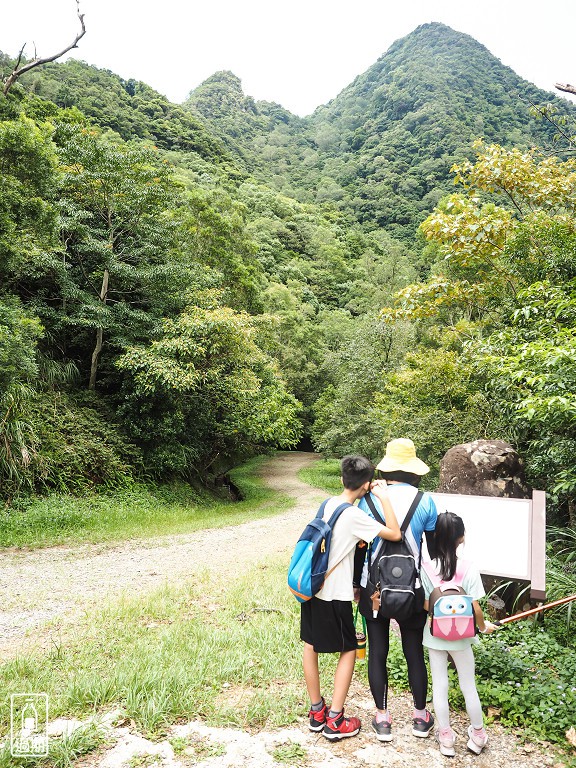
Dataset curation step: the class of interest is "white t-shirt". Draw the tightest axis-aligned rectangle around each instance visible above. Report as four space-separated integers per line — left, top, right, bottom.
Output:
315 497 384 602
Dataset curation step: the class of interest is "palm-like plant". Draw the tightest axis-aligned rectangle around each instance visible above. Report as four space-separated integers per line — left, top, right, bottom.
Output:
0 383 37 496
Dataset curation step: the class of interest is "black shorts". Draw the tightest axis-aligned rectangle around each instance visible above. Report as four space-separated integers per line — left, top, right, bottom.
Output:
300 597 356 653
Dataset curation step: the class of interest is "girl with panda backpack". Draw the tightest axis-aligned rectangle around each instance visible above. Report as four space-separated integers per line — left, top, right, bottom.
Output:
421 511 497 757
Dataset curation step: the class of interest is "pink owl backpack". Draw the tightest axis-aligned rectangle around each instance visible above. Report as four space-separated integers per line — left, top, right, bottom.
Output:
423 560 477 641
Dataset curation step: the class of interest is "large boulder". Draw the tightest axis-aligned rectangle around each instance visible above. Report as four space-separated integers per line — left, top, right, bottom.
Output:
438 439 530 498
438 440 533 617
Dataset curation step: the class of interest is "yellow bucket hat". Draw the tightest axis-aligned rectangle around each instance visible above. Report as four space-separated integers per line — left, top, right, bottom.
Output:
376 438 430 476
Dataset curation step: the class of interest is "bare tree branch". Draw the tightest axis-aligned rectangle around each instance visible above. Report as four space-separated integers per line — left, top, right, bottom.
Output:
13 46 26 73
2 1 86 96
555 82 576 96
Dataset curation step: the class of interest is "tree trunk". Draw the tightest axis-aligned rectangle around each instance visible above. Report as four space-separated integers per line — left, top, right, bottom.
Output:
89 268 109 390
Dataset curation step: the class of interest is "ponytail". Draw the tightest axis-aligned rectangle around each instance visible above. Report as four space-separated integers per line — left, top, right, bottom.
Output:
433 512 465 581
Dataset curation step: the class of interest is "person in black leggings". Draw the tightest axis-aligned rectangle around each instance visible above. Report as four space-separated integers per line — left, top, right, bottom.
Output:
366 612 428 715
356 438 437 742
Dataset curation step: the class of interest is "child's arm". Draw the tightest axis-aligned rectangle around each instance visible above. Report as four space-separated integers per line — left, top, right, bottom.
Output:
473 601 497 634
370 480 401 541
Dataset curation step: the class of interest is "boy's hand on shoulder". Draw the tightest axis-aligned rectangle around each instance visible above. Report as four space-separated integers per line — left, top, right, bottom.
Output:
370 480 388 498
370 480 389 499
370 480 401 540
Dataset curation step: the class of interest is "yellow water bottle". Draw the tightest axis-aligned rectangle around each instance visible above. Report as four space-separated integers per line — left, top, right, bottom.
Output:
354 604 367 660
356 630 366 660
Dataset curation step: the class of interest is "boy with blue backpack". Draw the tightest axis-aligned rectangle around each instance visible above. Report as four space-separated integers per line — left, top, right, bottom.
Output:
300 455 401 741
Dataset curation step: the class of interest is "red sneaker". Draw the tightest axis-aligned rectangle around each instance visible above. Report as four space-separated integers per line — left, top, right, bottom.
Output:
322 710 361 740
308 698 328 732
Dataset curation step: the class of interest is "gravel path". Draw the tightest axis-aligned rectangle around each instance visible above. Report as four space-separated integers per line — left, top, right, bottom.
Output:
1 452 557 767
0 451 325 656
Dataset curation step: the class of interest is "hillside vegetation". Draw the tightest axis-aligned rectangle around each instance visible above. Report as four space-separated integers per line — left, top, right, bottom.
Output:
1 22 575 528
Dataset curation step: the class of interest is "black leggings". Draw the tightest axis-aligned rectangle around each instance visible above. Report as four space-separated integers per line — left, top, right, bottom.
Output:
365 612 428 710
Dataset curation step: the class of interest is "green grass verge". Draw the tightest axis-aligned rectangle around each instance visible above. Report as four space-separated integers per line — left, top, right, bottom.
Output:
0 560 327 757
0 456 293 549
297 458 341 495
0 558 378 739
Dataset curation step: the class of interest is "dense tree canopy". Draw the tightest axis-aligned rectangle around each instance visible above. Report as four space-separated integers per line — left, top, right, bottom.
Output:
385 142 576 517
1 22 576 521
117 297 302 477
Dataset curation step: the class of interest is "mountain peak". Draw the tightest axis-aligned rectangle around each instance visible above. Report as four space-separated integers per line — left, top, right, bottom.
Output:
193 70 244 94
185 70 252 121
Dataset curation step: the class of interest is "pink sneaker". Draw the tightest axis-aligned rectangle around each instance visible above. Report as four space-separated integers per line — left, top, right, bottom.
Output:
437 726 455 757
467 725 488 754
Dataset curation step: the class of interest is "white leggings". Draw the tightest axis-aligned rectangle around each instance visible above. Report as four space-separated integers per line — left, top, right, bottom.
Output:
427 646 484 730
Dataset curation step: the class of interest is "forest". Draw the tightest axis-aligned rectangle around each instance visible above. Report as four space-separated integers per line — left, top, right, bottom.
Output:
2 19 576 762
1 21 575 527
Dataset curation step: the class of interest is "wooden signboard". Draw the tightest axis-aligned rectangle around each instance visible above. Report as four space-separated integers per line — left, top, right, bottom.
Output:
428 490 546 600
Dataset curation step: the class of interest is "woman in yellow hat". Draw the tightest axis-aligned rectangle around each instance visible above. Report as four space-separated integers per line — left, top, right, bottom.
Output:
356 438 438 743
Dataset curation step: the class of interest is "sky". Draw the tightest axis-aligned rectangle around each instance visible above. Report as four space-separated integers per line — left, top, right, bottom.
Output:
2 0 576 116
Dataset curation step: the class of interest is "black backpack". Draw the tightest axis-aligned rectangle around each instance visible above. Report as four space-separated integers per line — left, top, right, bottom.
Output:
362 491 424 622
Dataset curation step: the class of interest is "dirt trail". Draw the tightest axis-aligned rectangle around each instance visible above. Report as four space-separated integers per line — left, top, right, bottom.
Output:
0 451 323 655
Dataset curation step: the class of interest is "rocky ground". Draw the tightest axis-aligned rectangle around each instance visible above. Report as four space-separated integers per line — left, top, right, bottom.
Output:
0 452 565 766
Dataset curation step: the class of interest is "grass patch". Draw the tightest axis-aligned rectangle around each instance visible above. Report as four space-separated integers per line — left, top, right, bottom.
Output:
271 742 307 764
0 722 105 768
297 458 341 495
0 559 311 741
171 735 225 761
0 456 292 549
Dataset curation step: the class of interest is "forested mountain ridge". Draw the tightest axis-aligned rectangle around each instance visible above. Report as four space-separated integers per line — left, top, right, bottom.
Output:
306 22 575 239
3 56 234 167
1 23 575 525
184 70 306 171
185 23 576 242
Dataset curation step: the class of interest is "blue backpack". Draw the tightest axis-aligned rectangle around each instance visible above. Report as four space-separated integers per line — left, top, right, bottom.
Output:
287 500 351 602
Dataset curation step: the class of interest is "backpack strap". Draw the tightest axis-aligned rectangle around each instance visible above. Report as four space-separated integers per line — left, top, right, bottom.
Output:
363 494 385 574
405 490 424 574
314 499 330 520
450 560 472 587
364 489 423 532
320 501 355 582
364 492 385 525
423 558 472 589
402 490 424 534
326 501 351 529
422 559 441 587
365 489 423 570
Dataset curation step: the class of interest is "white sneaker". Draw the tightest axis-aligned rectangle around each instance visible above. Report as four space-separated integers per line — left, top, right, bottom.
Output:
437 727 455 757
467 725 488 754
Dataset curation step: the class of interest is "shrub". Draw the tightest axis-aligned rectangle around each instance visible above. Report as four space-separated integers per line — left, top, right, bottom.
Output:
472 621 576 745
23 390 141 496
